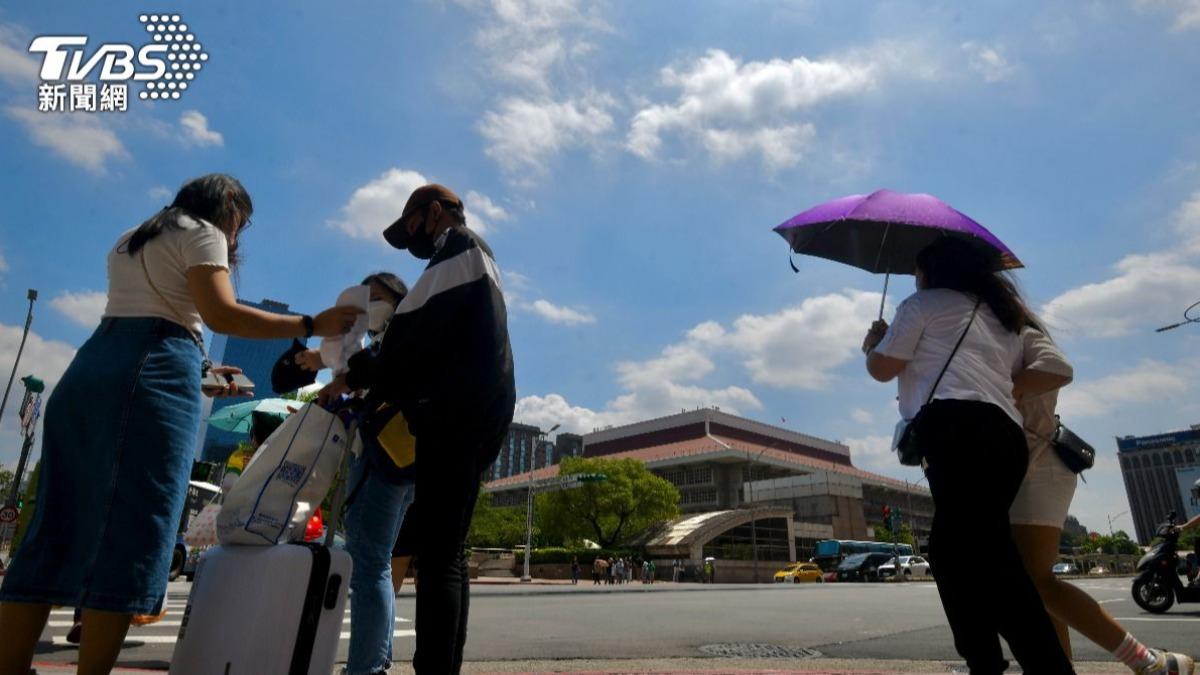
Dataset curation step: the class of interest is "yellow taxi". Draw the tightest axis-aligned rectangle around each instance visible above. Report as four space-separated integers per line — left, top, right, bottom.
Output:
773 562 824 583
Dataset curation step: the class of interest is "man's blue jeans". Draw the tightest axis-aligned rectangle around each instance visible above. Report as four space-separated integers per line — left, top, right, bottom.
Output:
343 453 414 675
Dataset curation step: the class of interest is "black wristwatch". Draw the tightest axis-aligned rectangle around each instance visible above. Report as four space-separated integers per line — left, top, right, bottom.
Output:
302 314 314 339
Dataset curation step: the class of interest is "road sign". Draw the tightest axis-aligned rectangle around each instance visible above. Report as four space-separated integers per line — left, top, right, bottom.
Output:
0 505 18 524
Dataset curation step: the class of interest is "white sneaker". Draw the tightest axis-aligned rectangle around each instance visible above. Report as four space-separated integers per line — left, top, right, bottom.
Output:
1138 651 1196 675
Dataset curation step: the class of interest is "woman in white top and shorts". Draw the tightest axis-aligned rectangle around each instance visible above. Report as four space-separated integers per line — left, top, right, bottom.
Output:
1010 327 1194 674
864 238 1072 675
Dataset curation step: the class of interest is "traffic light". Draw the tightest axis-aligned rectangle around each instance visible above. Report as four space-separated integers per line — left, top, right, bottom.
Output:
882 505 892 531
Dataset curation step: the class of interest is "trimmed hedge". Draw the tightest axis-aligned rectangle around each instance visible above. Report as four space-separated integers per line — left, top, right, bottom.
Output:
514 547 640 565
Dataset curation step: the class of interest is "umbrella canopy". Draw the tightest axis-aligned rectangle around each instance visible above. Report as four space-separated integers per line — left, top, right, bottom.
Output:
207 398 298 434
773 189 1022 275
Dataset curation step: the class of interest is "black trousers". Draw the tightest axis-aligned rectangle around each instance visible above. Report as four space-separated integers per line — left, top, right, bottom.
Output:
920 399 1074 675
411 435 487 675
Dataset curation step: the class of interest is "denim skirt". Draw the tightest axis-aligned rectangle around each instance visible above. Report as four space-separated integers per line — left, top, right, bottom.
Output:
0 317 202 614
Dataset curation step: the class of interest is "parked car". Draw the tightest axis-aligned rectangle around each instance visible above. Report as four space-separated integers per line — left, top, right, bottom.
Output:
1052 562 1079 576
877 555 932 578
773 562 824 583
1088 565 1109 575
836 552 893 582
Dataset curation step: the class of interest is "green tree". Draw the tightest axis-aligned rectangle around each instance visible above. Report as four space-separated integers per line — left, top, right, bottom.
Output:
0 466 14 500
875 522 916 550
537 456 680 548
468 490 529 548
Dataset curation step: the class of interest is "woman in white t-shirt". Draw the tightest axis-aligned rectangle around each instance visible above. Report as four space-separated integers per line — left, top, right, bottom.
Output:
1010 328 1193 673
0 174 361 675
861 237 1073 675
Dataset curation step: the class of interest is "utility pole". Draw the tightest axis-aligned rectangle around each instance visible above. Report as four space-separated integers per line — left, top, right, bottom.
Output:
1107 510 1129 538
0 290 38 436
744 445 770 583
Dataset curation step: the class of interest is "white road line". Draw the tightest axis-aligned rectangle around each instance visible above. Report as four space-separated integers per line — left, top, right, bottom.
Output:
1113 616 1200 622
50 629 417 647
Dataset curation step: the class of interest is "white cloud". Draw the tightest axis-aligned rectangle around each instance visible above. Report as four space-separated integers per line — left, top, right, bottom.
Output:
1136 0 1200 31
696 289 885 389
462 0 609 92
0 323 77 392
0 246 8 276
1058 360 1192 419
961 41 1016 83
0 22 38 86
843 433 897 474
528 299 596 325
330 168 506 239
148 185 172 202
851 408 875 425
627 49 877 170
1041 252 1200 338
478 95 615 178
6 107 127 174
515 289 888 435
179 110 224 147
50 291 107 328
1042 187 1200 338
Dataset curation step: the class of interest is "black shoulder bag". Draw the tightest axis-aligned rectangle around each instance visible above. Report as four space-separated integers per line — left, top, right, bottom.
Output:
1050 417 1096 475
893 299 980 467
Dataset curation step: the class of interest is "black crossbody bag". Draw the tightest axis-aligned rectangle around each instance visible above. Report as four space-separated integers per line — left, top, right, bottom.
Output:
1050 417 1096 475
893 299 980 467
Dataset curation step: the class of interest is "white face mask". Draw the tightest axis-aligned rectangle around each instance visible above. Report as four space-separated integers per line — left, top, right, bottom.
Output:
368 300 394 333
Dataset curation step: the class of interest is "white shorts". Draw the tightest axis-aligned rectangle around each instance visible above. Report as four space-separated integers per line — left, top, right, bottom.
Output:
1010 447 1078 528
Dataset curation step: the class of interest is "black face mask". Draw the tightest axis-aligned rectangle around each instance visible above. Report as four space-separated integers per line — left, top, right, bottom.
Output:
407 227 437 260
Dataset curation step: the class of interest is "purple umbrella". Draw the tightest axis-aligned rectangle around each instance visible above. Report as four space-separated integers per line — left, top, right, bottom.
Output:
774 189 1022 317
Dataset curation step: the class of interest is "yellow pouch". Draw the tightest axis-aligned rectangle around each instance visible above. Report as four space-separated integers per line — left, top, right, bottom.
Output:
375 404 416 470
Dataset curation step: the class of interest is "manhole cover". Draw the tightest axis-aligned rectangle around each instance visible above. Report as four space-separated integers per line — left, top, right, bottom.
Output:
698 643 822 659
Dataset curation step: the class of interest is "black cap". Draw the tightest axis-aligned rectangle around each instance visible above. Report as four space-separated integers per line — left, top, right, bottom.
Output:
382 183 463 249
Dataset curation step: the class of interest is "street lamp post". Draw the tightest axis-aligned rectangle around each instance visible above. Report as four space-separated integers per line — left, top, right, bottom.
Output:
904 475 927 556
744 446 770 583
1107 510 1130 538
0 290 38 436
522 423 560 583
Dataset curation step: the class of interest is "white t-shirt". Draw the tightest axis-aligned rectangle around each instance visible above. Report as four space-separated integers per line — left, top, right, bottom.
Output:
874 288 1024 425
1016 326 1073 463
103 215 229 335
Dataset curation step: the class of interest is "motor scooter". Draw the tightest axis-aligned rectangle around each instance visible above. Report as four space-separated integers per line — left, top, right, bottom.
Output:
1131 511 1200 613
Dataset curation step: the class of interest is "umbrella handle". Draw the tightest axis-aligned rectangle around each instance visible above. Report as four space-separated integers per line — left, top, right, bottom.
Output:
879 271 890 320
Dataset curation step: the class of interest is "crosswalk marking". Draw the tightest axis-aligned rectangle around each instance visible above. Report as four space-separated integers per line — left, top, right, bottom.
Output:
50 629 417 647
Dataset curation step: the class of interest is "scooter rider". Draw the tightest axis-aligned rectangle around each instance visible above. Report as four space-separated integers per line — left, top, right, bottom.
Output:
1178 479 1200 586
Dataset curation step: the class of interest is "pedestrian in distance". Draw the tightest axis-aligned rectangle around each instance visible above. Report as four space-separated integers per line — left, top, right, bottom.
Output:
591 557 602 585
1007 324 1194 673
862 237 1073 675
0 174 360 675
672 559 681 583
320 184 515 675
571 556 580 585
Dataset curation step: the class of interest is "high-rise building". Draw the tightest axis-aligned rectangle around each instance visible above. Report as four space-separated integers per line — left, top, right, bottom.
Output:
198 299 306 462
1118 426 1200 544
555 432 583 461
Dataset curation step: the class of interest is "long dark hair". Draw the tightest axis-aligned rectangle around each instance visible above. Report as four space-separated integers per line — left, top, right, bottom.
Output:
915 237 1033 334
361 272 408 306
123 174 252 267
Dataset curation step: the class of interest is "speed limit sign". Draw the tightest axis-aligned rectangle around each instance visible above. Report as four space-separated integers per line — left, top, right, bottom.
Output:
0 505 18 524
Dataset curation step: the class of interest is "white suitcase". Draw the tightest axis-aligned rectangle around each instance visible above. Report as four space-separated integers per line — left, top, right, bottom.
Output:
169 543 352 675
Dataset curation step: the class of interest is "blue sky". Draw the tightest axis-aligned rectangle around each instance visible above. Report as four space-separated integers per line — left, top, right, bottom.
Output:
2 0 1200 535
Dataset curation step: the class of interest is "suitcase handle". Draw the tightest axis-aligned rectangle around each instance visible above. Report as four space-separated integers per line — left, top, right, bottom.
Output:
323 574 343 610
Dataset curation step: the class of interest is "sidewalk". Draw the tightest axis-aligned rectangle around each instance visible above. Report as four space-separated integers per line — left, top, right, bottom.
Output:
28 659 1132 674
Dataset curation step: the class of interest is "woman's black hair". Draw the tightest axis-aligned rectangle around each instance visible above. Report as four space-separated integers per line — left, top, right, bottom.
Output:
915 237 1033 334
123 173 252 267
361 272 408 306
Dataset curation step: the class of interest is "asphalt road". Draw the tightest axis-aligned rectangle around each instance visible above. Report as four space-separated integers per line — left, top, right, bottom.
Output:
30 577 1198 670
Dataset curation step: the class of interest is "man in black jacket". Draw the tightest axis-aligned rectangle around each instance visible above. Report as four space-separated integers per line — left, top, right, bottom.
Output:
320 184 515 674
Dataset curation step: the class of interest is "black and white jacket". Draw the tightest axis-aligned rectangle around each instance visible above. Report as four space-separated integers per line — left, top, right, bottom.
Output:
345 226 515 457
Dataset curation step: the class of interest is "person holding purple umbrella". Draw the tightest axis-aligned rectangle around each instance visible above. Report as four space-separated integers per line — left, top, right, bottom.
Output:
860 237 1074 675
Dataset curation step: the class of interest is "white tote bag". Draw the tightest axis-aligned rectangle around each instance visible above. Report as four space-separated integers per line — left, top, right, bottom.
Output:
217 403 352 546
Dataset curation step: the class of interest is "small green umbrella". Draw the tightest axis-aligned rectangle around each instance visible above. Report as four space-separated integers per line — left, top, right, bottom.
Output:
207 398 298 434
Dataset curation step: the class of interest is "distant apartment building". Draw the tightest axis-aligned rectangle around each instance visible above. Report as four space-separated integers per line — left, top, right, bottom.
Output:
1118 426 1200 544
